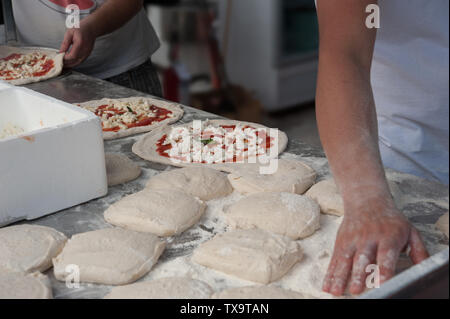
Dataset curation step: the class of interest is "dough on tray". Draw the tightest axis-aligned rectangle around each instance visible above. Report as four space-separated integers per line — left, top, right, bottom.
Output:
436 212 449 238
53 228 166 285
212 285 312 299
0 225 67 273
192 229 303 284
104 189 206 236
305 178 405 216
225 192 320 239
146 167 233 201
0 272 52 299
105 277 213 299
227 159 316 195
105 153 141 186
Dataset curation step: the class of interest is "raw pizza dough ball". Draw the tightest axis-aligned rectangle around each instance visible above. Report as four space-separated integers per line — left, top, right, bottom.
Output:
192 229 303 284
436 212 449 238
105 153 142 186
0 225 67 273
53 228 166 285
212 286 311 299
305 178 404 216
146 167 233 200
225 192 320 239
105 277 213 299
104 189 206 236
227 159 316 195
0 272 52 299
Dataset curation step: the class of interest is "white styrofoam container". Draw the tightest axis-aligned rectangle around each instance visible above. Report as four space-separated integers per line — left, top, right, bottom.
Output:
0 86 108 226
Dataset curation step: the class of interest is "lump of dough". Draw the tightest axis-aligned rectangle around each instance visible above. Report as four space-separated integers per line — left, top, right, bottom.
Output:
105 153 141 186
436 212 449 238
212 286 312 299
53 227 166 285
192 229 303 284
105 277 213 299
146 167 233 201
227 159 316 195
305 178 404 216
104 189 206 236
0 225 67 273
225 192 320 239
0 272 52 299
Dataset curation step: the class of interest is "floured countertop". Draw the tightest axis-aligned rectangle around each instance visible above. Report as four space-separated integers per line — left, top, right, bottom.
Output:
21 72 449 299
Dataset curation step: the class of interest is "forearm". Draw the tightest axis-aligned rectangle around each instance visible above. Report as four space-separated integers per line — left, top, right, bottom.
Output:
316 51 394 213
81 0 144 38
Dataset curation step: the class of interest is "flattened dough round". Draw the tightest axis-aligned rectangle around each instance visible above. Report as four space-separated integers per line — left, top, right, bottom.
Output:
105 277 213 299
436 212 449 238
53 228 166 285
227 159 316 195
192 229 303 284
0 272 52 299
0 225 67 273
225 192 320 239
305 178 405 216
146 167 233 200
212 286 311 299
104 189 206 236
105 153 141 186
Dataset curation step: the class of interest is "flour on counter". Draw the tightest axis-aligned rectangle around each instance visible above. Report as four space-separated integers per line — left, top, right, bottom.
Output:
0 123 24 139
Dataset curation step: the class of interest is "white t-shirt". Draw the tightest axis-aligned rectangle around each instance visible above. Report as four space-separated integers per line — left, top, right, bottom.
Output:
372 0 449 185
12 0 160 79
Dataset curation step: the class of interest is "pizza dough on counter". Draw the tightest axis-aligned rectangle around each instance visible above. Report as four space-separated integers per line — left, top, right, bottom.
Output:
212 286 312 299
53 228 166 285
436 212 449 238
105 153 142 186
227 159 316 195
0 272 52 299
192 229 303 284
0 225 67 273
105 277 213 299
146 167 233 201
104 189 206 236
305 178 405 216
225 192 320 239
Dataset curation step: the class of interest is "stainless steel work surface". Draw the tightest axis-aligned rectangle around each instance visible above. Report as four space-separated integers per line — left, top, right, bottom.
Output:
20 71 449 299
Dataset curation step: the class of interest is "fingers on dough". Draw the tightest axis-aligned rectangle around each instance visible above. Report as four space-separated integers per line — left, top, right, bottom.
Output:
53 228 166 285
192 229 303 284
105 153 141 186
0 272 52 299
104 189 206 236
227 159 316 195
146 167 233 201
0 225 67 273
225 192 320 239
105 277 213 299
212 285 312 299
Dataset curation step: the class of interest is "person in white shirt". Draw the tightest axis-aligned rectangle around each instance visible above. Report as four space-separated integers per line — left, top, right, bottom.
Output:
11 0 162 95
316 0 448 296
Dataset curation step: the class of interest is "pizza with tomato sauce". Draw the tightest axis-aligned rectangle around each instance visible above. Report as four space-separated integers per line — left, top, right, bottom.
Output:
0 46 64 85
132 119 288 172
76 97 184 140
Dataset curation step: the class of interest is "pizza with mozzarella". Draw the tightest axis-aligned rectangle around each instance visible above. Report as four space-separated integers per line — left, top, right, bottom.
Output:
132 119 288 172
76 97 184 140
0 46 64 85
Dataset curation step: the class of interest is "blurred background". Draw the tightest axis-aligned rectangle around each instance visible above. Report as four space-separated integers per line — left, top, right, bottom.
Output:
145 0 322 150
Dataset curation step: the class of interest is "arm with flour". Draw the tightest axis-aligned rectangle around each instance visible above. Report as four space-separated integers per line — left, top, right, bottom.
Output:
315 0 429 296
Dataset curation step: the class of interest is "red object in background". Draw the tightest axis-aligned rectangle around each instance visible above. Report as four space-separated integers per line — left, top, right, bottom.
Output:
47 0 95 10
163 67 180 103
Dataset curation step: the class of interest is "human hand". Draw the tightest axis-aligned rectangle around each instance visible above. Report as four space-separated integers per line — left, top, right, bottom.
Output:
322 199 429 296
59 22 96 69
